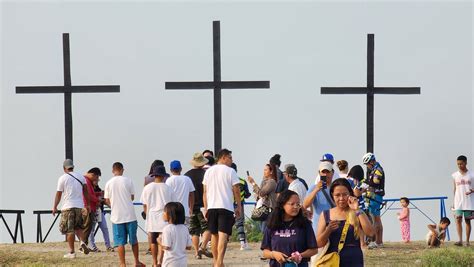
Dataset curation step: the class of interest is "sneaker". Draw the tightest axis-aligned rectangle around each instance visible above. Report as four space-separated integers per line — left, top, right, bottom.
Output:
106 247 115 252
80 242 90 255
240 243 251 251
376 243 384 248
367 242 378 249
146 248 152 255
199 248 213 258
63 252 76 259
90 247 101 253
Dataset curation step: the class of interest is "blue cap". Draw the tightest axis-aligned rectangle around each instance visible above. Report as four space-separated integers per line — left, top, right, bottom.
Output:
170 160 182 170
321 153 334 162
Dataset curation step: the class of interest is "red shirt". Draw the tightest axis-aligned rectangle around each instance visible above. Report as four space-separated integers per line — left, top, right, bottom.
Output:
83 176 99 212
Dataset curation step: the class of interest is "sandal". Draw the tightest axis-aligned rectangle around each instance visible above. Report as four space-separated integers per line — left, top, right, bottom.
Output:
454 241 463 246
195 254 202 259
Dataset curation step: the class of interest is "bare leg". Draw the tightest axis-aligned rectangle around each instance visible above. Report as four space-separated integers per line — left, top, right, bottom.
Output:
66 233 75 253
465 219 471 245
132 243 144 266
374 216 383 245
211 234 219 266
201 230 211 250
216 232 229 267
151 242 158 266
117 245 126 267
158 243 164 265
456 216 463 243
192 235 200 256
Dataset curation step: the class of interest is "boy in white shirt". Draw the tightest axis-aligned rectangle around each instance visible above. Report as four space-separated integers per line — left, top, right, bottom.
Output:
452 155 474 247
104 162 144 267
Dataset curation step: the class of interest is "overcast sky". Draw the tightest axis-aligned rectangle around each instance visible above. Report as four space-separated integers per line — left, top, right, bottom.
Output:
1 1 472 243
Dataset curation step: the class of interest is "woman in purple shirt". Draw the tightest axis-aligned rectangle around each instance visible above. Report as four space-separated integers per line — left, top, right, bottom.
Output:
261 190 318 266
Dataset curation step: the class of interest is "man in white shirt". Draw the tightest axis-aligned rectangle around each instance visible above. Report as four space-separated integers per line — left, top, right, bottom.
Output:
286 164 307 205
53 159 91 259
104 162 144 267
452 155 474 247
202 149 242 267
165 160 195 222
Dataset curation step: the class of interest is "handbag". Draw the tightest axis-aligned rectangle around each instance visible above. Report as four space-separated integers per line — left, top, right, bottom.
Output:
251 198 271 221
314 212 350 267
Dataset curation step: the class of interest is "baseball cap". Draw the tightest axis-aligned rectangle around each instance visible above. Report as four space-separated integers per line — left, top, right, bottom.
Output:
63 159 74 169
321 153 334 162
170 160 182 170
319 161 333 172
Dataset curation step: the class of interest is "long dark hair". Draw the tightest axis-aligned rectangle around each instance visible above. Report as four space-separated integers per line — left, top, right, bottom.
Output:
266 163 278 182
266 190 308 230
347 165 364 182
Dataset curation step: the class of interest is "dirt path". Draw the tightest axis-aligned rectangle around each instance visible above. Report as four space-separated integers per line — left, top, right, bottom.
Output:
0 241 469 266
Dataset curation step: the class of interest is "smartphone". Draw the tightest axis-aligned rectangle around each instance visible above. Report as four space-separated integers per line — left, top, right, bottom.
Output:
321 176 327 188
246 171 250 176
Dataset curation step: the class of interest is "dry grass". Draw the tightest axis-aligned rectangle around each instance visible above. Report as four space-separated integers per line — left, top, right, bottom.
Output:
0 241 472 266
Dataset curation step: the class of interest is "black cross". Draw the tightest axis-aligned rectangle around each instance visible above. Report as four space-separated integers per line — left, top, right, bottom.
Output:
16 33 120 160
166 21 270 154
321 34 420 153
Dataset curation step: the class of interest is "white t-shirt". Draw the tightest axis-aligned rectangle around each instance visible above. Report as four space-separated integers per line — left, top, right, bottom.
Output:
104 175 137 224
288 179 307 204
162 224 192 267
452 170 474 210
140 182 176 232
165 175 195 217
57 171 86 210
202 164 240 212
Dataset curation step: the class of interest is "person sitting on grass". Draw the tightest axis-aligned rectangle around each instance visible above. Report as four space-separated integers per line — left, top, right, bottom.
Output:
426 217 451 248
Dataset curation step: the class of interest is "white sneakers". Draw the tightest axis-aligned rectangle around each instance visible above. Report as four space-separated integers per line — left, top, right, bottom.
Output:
367 242 384 249
240 243 251 251
63 252 76 259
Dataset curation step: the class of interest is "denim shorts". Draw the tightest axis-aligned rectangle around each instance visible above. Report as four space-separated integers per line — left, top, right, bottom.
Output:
112 220 138 247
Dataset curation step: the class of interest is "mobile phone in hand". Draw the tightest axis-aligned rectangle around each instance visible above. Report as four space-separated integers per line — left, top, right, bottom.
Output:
246 171 250 176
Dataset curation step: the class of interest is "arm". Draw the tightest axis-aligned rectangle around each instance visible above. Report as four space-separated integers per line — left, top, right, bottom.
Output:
188 192 194 216
104 198 111 207
358 211 375 237
83 185 91 212
233 184 242 219
299 248 318 260
398 208 409 220
303 182 322 209
262 249 288 264
52 191 62 216
427 224 438 234
316 211 338 247
131 194 134 201
143 204 148 215
258 180 277 198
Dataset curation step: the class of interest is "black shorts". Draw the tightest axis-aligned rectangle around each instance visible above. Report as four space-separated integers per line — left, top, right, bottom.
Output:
207 209 235 236
149 232 161 244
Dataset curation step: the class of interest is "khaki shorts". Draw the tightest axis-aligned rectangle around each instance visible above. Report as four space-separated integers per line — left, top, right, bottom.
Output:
59 208 85 234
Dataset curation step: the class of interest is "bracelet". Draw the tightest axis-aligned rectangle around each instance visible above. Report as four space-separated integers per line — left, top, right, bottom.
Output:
355 210 363 217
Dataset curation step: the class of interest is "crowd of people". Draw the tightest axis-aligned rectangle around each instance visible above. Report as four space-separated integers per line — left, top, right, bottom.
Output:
52 151 474 266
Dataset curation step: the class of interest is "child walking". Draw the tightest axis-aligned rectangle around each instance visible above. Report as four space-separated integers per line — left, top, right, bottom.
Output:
141 166 176 267
159 202 192 267
397 197 410 242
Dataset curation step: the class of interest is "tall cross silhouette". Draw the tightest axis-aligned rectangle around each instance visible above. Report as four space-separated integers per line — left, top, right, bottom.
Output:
16 33 120 160
321 34 420 153
166 21 270 154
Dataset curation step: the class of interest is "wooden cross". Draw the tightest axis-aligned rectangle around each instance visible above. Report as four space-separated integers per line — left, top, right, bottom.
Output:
321 34 420 153
166 21 270 154
16 33 120 160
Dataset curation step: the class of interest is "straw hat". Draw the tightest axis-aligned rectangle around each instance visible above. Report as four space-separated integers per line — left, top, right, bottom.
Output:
190 152 209 167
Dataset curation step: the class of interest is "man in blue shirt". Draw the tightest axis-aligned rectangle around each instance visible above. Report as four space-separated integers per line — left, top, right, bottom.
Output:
303 161 335 234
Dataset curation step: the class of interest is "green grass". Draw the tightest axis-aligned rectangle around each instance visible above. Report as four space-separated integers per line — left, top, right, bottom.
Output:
421 247 474 266
230 218 263 242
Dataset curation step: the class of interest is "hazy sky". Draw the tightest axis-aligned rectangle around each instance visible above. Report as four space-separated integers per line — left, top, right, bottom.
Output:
1 1 472 243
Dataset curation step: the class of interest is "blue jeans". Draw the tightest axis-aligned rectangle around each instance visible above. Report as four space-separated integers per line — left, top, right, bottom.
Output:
89 210 112 249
